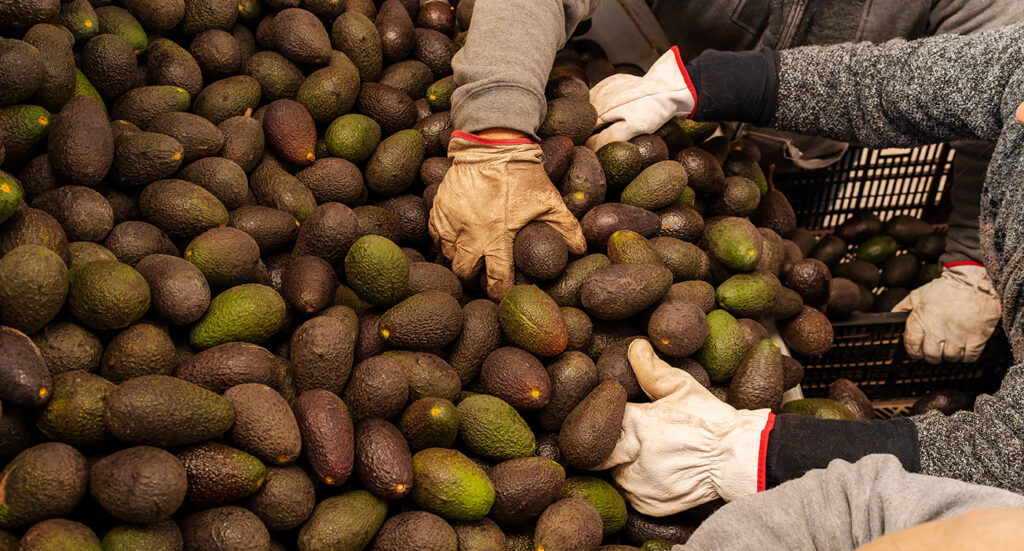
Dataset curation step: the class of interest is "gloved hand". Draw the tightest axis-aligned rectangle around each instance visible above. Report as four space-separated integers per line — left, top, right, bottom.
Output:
892 263 1001 364
586 46 697 151
428 131 587 301
596 339 773 516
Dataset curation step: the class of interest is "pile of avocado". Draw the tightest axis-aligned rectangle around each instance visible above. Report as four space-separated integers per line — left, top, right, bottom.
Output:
0 0 914 548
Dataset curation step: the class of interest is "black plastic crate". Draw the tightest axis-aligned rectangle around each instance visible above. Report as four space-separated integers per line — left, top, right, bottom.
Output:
795 312 1010 400
773 144 955 230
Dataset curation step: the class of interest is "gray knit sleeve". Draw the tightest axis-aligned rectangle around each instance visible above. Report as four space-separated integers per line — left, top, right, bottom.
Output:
770 26 1024 148
450 0 601 139
673 454 1024 551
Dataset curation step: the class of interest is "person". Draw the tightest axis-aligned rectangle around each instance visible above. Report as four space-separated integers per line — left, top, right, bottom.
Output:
429 0 1024 363
580 23 1024 520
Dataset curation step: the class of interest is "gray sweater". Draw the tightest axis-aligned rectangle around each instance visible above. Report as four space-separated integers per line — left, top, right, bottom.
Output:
674 454 1024 550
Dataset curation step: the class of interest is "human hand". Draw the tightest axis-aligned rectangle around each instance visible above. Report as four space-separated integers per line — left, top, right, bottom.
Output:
586 46 697 151
596 339 773 516
428 131 586 301
892 264 1001 363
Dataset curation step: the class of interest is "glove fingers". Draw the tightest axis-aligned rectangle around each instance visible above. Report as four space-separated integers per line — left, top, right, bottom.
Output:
483 238 515 302
902 315 926 360
534 195 587 254
963 340 987 363
943 343 966 363
593 406 642 469
627 339 695 400
585 120 642 152
892 295 914 313
448 244 484 285
921 336 946 365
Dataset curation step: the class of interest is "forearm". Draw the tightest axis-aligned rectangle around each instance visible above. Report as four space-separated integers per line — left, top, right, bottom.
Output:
450 0 599 138
941 141 988 265
677 454 1024 551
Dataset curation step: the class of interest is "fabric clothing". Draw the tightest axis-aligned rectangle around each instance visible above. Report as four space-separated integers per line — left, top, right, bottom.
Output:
670 454 1024 551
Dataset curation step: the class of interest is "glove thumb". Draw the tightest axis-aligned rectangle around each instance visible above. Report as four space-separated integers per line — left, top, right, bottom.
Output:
535 196 587 254
585 120 641 152
627 339 697 400
892 294 914 313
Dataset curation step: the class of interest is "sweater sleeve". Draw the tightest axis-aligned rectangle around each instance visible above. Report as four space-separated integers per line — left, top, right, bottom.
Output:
450 0 601 139
674 455 1024 551
769 25 1024 147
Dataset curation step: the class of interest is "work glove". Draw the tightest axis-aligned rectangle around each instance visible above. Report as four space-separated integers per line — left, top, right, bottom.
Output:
595 339 773 516
428 131 587 301
892 263 1001 364
586 46 697 151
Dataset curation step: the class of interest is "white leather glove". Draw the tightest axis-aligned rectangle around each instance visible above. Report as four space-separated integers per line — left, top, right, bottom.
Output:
892 264 1001 364
596 339 773 516
586 46 697 151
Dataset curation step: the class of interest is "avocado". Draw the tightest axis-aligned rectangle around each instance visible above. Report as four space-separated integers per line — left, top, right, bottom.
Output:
0 407 34 463
458 394 535 461
539 98 597 146
408 261 462 298
581 203 661 250
66 241 117 268
606 229 661 265
727 338 784 410
453 518 507 551
488 457 565 527
249 161 317 222
883 214 931 246
656 204 704 243
354 310 385 362
100 323 175 383
630 134 670 169
30 186 113 243
0 245 67 334
296 158 366 207
180 506 270 551
372 510 457 551
647 300 709 357
176 441 266 507
43 96 110 187
35 370 113 447
342 355 408 421
580 264 673 321
832 259 881 289
881 253 921 288
650 236 709 281
706 216 762 272
620 160 688 210
664 280 717 313
331 12 383 82
0 39 44 107
737 318 770 349
781 398 856 420
88 446 187 523
751 189 797 239
366 129 425 195
0 0 59 33
356 82 417 136
298 490 387 551
189 283 287 349
104 374 234 446
912 233 945 263
280 255 337 314
541 136 575 182
711 176 760 217
0 442 87 528
545 254 611 308
716 273 777 318
192 75 261 125
146 113 223 164
806 234 845 269
558 380 626 469
183 226 261 288
376 290 461 350
856 235 900 265
32 322 102 375
80 34 138 101
177 159 246 214
262 99 317 166
382 62 436 110
66 259 150 331
917 263 942 286
376 0 415 63
139 179 228 239
19 519 101 551
0 206 68 263
245 464 316 531
537 351 598 431
101 520 183 551
175 341 279 393
294 202 363 269
0 104 51 169
180 0 237 35
142 40 200 100
827 378 874 420
562 306 593 351
493 285 567 357
110 86 190 130
909 389 970 416
292 389 355 486
784 258 832 309
261 7 331 65
381 352 458 403
344 234 409 307
856 283 876 313
480 347 552 412
412 27 455 75
400 397 459 450
411 448 495 521
353 204 403 242
558 477 627 536
298 64 361 126
594 338 642 399
780 305 834 357
354 418 413 500
425 75 456 111
134 253 210 325
534 498 604 551
94 5 146 52
675 147 725 196
0 173 19 225
109 131 185 188
21 24 75 114
695 309 748 383
225 383 302 464
291 312 357 393
217 114 265 172
826 277 862 320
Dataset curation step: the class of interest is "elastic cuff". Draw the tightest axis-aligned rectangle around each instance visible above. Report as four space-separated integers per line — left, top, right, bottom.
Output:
685 49 778 124
450 130 536 146
451 84 546 141
668 46 699 119
757 412 776 492
944 261 984 269
764 415 920 489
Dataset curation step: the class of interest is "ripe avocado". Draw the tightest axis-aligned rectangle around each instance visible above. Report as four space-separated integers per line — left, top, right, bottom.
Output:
354 418 413 500
833 211 883 244
400 397 459 450
111 86 190 129
22 24 75 114
345 234 410 308
884 215 932 246
665 280 717 313
67 260 150 331
651 236 709 281
245 464 316 531
35 370 113 447
558 380 626 469
135 254 210 325
607 230 661 265
408 261 462 299
453 518 507 551
856 235 900 265
705 216 762 272
558 477 628 536
480 347 552 412
295 202 363 269
185 226 262 287
80 34 138 101
675 147 725 196
595 338 642 399
88 446 187 523
366 129 426 195
780 305 834 357
356 82 417 136
217 114 265 172
912 233 946 263
881 253 921 288
281 255 338 314
100 323 175 383
716 273 777 318
751 189 797 238
539 98 598 146
376 0 415 63
826 277 862 320
0 39 44 107
31 186 114 242
331 12 383 82
296 158 366 206
0 207 68 262
175 342 280 392
264 99 317 165
176 441 266 507
31 322 102 376
225 383 302 464
488 457 565 527
0 442 88 528
647 301 709 358
342 355 409 421
581 203 661 250
192 75 261 125
189 283 287 349
499 285 569 357
781 398 856 420
832 259 881 289
139 179 228 239
630 134 670 168
580 264 673 321
249 161 317 221
100 520 183 551
180 506 270 551
621 160 688 210
656 204 704 243
379 290 463 349
292 389 355 486
695 309 748 383
410 448 495 521
19 519 101 551
562 306 593 351
784 258 832 309
0 245 67 334
727 338 784 410
711 176 760 217
266 8 331 64
291 312 358 394
596 141 643 192
46 96 111 187
458 394 535 461
104 375 235 446
808 234 847 269
534 498 603 551
148 112 224 164
537 351 599 431
828 378 874 420
447 299 501 383
298 65 361 126
298 490 387 551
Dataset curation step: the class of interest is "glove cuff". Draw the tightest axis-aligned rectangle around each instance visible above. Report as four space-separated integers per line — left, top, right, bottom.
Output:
712 409 774 502
450 130 536 146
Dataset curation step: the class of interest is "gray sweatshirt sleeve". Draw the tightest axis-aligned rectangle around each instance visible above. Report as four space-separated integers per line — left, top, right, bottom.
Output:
449 0 601 138
674 454 1024 551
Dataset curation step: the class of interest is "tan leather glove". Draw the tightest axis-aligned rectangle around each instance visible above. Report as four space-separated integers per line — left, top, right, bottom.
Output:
857 509 1024 551
428 131 587 300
